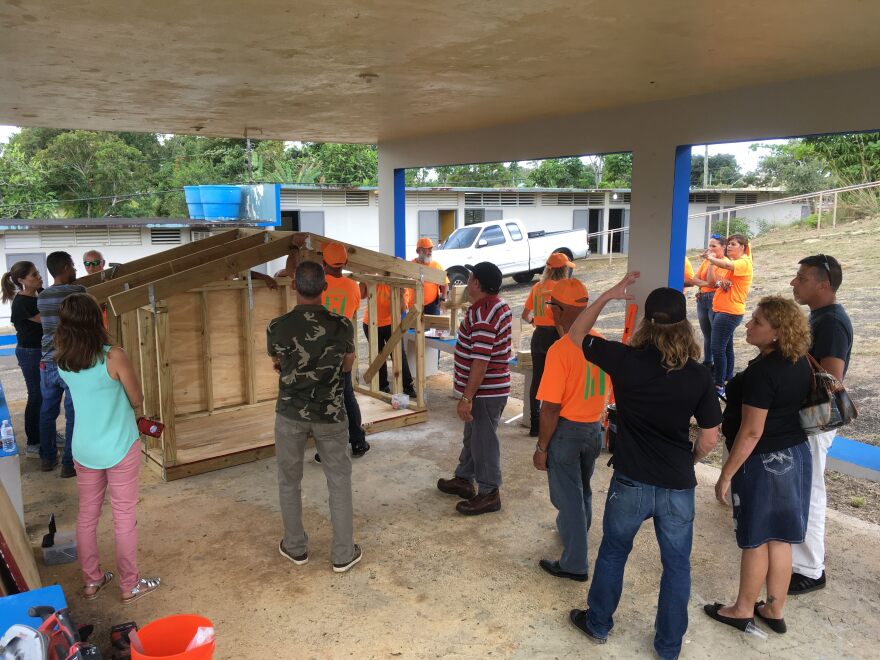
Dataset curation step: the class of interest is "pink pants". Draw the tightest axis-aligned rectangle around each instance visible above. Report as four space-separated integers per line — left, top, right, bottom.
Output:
74 442 141 594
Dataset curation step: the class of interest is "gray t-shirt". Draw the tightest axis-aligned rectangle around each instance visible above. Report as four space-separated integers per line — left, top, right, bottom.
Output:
37 283 87 362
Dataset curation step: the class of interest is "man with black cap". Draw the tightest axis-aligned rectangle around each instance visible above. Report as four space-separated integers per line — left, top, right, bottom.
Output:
437 262 512 515
564 273 721 660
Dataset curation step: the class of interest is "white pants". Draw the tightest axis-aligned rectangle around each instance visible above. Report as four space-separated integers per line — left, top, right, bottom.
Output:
791 429 836 579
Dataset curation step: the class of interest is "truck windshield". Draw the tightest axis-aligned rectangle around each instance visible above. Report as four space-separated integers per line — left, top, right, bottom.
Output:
440 226 480 250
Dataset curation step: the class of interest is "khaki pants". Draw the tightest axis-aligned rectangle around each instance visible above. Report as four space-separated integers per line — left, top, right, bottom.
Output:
275 414 355 565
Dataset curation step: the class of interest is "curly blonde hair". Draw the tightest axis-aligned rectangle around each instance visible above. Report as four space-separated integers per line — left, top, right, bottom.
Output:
541 265 569 282
630 318 701 371
756 296 811 362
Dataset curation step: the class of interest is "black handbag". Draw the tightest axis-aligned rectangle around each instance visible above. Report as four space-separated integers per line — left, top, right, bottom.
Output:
799 354 857 435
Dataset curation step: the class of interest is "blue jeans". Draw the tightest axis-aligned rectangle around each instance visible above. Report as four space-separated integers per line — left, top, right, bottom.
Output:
343 371 365 446
586 472 695 660
39 361 74 467
424 300 442 315
547 419 602 575
15 347 42 446
710 312 742 386
695 293 714 366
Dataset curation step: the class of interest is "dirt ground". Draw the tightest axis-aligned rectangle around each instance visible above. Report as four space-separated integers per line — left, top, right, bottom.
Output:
5 372 880 659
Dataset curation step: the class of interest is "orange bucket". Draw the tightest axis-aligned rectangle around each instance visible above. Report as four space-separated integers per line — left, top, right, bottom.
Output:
131 615 214 659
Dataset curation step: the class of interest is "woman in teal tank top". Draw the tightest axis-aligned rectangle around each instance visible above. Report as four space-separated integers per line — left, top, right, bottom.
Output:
56 293 160 604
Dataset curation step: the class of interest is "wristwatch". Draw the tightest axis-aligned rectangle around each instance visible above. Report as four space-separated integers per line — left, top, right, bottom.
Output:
460 395 472 404
535 442 547 453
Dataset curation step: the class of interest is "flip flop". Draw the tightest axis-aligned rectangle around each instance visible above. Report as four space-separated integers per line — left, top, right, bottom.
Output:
703 602 754 632
754 601 787 634
83 571 114 600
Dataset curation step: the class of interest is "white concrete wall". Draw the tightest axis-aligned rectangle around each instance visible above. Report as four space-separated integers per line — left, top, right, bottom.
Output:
377 67 880 307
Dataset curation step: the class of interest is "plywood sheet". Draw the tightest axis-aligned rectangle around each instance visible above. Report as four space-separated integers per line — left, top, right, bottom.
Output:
206 290 246 408
0 481 41 593
252 286 288 401
167 293 208 414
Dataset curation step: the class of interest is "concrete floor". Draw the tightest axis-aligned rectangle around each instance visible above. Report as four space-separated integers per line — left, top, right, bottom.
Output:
4 359 880 659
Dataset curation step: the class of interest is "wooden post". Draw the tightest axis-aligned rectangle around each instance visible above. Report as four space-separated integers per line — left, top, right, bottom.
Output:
816 192 823 230
367 283 379 392
120 311 140 381
832 191 838 228
389 284 403 394
137 309 159 423
414 285 425 409
241 288 257 405
200 292 214 413
154 308 177 466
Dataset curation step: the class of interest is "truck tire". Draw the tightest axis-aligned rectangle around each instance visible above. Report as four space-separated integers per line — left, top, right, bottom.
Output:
554 247 574 260
512 271 535 284
447 267 470 287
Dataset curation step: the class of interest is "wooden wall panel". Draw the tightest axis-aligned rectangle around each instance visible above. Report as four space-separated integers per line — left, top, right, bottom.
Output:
252 286 286 401
207 290 247 407
167 293 207 415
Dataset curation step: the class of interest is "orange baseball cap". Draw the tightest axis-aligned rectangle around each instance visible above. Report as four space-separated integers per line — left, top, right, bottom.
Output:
416 237 434 249
547 252 575 269
551 279 590 308
322 242 348 267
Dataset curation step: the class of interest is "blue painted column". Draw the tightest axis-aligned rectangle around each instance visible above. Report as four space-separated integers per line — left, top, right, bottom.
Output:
393 168 406 258
667 145 692 289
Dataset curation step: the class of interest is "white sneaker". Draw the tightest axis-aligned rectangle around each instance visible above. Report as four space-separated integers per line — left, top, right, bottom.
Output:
332 544 362 573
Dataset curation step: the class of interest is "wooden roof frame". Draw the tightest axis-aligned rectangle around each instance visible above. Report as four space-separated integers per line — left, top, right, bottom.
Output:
92 229 447 316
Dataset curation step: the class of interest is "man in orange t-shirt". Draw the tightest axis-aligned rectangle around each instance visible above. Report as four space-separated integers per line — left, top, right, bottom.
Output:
412 237 448 315
533 278 610 582
363 279 415 397
321 242 370 457
521 251 574 435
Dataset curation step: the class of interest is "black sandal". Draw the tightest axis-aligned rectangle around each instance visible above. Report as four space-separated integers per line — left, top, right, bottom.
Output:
754 601 787 634
703 603 754 632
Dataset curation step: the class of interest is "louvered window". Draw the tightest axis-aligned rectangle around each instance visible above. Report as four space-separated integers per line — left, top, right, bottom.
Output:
191 230 215 241
108 228 143 246
4 230 40 249
734 193 758 205
345 191 369 206
150 228 182 245
40 229 76 248
75 227 110 246
689 193 721 203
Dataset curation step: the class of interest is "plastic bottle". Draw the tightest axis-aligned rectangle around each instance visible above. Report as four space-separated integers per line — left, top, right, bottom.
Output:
1 420 14 452
743 622 768 640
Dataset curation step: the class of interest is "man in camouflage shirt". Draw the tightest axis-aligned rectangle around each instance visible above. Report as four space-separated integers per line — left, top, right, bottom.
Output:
268 260 363 573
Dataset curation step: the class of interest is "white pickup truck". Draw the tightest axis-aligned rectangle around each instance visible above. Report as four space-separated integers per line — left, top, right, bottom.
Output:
435 219 590 286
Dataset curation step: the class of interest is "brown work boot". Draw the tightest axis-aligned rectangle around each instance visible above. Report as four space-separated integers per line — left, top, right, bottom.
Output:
456 489 501 516
437 476 476 499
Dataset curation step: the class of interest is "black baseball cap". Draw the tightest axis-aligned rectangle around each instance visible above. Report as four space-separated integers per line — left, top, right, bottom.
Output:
465 262 502 294
644 287 687 325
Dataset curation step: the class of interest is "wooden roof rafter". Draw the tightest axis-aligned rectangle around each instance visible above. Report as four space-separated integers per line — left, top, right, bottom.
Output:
76 228 255 287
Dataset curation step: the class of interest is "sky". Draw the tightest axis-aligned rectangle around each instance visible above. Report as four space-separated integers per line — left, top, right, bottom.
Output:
0 124 786 173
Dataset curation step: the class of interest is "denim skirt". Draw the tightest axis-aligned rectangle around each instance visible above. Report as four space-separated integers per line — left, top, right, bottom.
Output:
730 442 811 549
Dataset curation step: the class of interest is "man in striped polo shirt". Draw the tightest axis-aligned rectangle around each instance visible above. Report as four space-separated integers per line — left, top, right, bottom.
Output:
437 262 512 516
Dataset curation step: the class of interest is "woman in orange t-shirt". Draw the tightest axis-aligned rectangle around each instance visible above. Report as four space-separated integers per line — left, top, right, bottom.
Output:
521 252 573 435
702 234 753 394
694 235 726 369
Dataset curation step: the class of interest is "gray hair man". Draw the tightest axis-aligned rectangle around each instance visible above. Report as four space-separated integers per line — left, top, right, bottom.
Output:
82 250 105 275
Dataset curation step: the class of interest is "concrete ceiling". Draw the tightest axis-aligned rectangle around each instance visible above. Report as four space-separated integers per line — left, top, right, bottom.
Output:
2 0 879 143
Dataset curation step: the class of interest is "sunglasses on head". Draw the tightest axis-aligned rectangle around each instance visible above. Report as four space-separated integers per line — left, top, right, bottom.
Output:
818 253 831 273
83 260 103 267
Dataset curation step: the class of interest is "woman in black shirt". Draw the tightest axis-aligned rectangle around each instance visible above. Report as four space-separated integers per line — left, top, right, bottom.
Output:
705 296 812 635
2 261 44 455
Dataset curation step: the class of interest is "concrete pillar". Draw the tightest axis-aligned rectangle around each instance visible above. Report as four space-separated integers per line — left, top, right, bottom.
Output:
377 147 397 255
626 140 690 304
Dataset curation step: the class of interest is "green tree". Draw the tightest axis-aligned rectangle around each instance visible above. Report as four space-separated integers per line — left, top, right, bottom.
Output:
299 143 378 185
751 141 829 194
35 131 153 216
803 132 880 184
526 157 595 188
0 140 57 218
600 153 632 188
690 153 742 187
